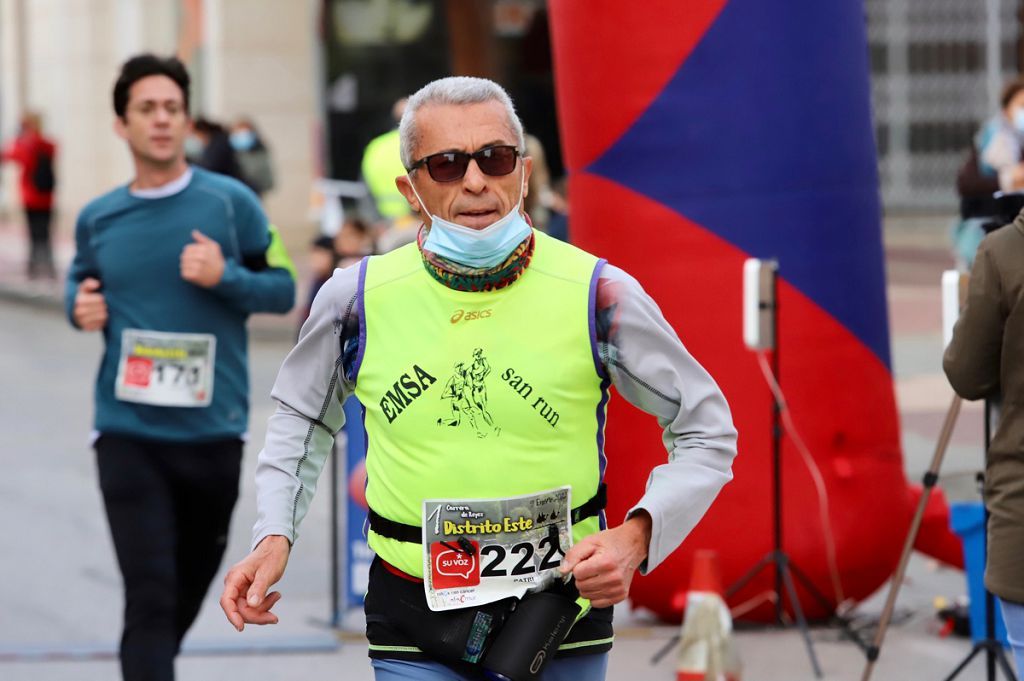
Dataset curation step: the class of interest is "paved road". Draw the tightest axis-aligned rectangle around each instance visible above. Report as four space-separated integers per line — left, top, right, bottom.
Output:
0 214 1003 680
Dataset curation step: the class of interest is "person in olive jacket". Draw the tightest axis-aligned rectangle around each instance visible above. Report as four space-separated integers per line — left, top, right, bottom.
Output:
944 210 1024 671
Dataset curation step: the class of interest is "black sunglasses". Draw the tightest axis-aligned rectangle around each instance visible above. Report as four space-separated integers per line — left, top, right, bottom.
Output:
409 145 520 182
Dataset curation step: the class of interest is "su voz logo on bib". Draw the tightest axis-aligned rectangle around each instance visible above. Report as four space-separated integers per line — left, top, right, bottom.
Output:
430 540 480 588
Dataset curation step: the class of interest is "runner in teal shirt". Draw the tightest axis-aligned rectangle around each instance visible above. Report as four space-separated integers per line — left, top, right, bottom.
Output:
66 164 294 442
64 54 294 681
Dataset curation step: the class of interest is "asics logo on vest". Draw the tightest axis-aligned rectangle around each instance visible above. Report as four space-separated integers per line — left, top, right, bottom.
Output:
450 309 492 324
380 365 438 424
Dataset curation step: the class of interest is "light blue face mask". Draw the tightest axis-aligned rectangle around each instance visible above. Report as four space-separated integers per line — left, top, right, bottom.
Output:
230 129 256 152
408 168 532 269
1013 109 1024 135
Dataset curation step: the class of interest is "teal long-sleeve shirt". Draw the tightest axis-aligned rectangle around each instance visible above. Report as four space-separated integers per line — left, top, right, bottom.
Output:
65 167 295 442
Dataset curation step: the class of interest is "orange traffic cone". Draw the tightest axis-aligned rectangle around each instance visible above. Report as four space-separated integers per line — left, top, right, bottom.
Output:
676 550 741 681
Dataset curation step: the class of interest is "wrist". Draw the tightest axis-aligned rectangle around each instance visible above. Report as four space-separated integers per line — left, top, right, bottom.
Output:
257 534 291 554
211 259 226 285
211 259 239 292
624 510 652 563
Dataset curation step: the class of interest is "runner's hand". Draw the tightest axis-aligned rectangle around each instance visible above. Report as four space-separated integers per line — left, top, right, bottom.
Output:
180 230 225 287
220 535 290 632
73 277 108 331
559 512 652 608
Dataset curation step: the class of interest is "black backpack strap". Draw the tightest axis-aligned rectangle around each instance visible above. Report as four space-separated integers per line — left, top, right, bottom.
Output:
571 482 607 525
369 483 608 544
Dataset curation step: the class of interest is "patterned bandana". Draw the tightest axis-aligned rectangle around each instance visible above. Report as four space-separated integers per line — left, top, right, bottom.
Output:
418 224 534 292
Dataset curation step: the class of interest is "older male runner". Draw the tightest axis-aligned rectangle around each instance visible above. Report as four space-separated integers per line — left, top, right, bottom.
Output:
222 76 736 681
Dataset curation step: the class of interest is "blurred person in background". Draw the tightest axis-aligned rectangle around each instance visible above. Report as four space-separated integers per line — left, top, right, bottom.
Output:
362 98 418 252
2 111 58 279
548 175 570 242
65 53 295 681
954 78 1024 269
230 117 276 199
301 217 375 328
944 210 1024 675
189 116 246 185
334 214 376 268
523 132 568 239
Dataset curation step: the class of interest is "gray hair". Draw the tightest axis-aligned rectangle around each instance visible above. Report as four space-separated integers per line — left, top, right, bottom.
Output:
398 76 526 170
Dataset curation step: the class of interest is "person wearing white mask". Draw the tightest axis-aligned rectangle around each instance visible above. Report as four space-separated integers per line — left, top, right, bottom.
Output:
220 76 737 681
955 79 1024 269
977 79 1024 193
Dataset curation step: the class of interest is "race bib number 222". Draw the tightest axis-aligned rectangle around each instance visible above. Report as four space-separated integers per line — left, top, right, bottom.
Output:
421 486 572 612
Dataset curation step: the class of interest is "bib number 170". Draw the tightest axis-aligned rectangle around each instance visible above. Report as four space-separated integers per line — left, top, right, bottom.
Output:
154 362 202 386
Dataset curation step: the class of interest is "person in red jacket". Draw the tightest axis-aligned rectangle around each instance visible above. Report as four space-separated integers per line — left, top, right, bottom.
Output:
2 112 57 278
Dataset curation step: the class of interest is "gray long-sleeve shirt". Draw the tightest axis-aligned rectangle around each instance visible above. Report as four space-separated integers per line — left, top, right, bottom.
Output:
252 258 737 573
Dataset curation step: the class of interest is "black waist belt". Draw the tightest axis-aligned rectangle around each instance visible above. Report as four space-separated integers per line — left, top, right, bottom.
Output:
369 483 608 544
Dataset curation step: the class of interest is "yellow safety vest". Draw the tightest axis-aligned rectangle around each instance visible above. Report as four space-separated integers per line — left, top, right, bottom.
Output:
355 230 608 576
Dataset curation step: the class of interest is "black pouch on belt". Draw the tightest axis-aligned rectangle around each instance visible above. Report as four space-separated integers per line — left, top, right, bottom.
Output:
480 577 584 681
365 557 517 666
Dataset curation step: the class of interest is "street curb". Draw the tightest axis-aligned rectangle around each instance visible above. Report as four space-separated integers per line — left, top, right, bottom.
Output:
0 283 64 312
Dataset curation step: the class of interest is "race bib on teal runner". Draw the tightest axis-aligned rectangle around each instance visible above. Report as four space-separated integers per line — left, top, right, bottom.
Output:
422 486 573 612
115 329 215 407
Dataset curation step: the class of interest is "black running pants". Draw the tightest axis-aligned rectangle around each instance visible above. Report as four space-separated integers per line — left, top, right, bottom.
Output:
95 434 242 681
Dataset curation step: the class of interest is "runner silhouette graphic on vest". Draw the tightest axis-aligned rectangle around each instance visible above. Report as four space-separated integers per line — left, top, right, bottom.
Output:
437 348 499 438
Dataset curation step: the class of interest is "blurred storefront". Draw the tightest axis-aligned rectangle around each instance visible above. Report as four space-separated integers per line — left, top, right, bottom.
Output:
0 0 562 238
0 0 318 236
6 1 1024 224
320 0 564 183
868 0 1022 210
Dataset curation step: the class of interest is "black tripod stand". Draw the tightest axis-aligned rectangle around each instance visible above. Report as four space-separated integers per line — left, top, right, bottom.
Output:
652 259 866 671
860 398 1016 681
724 261 827 677
939 401 1015 681
724 289 821 676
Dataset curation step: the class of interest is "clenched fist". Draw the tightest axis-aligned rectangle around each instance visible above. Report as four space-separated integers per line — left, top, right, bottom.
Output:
180 230 225 287
73 277 108 331
559 512 651 608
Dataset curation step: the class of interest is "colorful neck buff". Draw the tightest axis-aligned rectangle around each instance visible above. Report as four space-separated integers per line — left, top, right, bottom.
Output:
418 224 534 292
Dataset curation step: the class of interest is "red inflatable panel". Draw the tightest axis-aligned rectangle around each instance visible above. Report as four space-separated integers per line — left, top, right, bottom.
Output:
567 173 911 620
